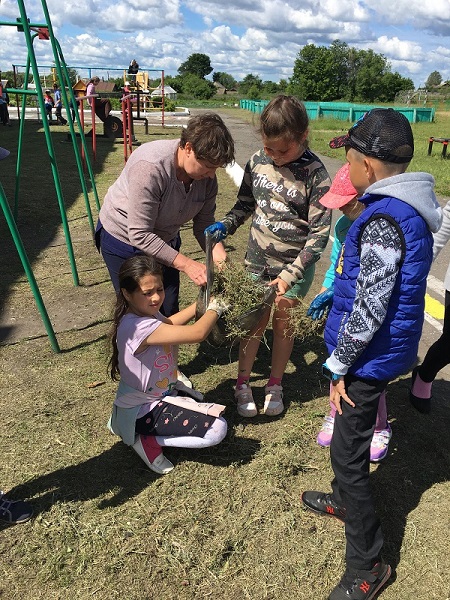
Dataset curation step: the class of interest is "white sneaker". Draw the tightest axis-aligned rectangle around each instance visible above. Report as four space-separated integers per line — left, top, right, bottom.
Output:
263 384 284 416
235 384 258 417
132 437 174 474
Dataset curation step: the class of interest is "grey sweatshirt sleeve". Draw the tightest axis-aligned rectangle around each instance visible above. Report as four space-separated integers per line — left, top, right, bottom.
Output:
433 198 450 261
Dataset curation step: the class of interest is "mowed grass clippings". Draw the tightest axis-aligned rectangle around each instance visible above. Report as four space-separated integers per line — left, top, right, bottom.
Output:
284 301 326 341
0 117 450 599
210 261 269 341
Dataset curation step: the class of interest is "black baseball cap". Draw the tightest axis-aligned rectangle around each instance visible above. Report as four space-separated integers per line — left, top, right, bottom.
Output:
329 108 414 163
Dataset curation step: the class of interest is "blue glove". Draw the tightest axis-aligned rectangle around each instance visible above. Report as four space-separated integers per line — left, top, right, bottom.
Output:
307 288 334 320
204 222 227 242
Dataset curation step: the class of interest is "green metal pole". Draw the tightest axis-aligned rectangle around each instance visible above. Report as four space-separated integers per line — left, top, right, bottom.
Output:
0 183 60 352
15 0 79 286
53 38 101 224
14 50 35 220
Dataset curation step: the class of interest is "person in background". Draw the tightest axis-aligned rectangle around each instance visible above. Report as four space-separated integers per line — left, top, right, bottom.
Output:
308 163 392 462
127 60 139 88
128 59 139 75
43 89 54 122
302 109 442 600
0 145 33 524
0 81 11 126
107 255 229 474
409 196 450 412
96 112 235 317
86 76 111 122
70 92 81 124
205 95 331 418
52 82 67 125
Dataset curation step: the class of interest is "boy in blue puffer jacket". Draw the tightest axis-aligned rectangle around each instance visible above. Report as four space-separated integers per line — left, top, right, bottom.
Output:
302 109 442 600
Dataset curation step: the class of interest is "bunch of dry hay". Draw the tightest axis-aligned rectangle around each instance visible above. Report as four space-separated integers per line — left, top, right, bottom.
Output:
284 301 326 340
211 261 270 340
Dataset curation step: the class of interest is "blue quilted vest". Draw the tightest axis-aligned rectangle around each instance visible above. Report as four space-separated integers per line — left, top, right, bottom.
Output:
324 194 433 381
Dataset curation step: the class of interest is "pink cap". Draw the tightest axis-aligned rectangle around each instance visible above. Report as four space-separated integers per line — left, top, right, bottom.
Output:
320 163 357 209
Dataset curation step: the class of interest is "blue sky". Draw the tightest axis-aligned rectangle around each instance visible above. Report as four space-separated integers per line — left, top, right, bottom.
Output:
1 0 450 88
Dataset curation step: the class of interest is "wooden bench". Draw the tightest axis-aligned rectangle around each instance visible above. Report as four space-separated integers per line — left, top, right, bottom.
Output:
428 137 450 158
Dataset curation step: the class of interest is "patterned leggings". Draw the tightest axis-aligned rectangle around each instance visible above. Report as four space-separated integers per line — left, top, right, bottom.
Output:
135 400 228 449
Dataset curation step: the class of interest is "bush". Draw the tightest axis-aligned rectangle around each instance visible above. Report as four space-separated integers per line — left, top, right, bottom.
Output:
152 96 177 112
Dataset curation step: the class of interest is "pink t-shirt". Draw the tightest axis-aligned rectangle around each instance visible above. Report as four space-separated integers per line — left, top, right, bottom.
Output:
117 312 178 397
86 82 95 106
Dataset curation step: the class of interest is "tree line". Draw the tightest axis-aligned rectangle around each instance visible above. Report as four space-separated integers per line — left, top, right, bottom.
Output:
163 41 416 103
3 44 446 104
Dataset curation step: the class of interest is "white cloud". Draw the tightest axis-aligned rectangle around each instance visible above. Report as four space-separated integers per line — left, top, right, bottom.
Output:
0 0 449 87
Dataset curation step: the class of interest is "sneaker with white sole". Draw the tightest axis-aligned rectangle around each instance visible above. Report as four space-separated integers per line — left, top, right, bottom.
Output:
263 384 284 416
132 436 174 474
235 384 257 417
317 415 335 447
370 423 392 463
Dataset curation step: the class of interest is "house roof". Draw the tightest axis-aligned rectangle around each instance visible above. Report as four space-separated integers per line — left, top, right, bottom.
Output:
150 85 177 96
74 80 115 93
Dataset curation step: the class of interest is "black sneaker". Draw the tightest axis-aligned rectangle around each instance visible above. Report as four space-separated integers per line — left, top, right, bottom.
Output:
329 561 391 599
0 491 33 524
409 367 431 414
302 490 346 521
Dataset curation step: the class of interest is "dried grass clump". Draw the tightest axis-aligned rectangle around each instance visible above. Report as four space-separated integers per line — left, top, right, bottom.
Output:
212 261 270 340
284 301 326 341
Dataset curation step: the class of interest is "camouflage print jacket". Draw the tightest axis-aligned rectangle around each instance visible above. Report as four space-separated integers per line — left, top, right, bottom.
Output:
222 148 331 287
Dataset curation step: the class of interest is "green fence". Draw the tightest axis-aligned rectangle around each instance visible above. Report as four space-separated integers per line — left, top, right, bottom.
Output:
239 100 435 123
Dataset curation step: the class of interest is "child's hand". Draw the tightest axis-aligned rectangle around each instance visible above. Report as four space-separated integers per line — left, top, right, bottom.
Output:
269 277 289 296
207 296 230 317
330 378 355 414
204 222 227 242
307 288 334 320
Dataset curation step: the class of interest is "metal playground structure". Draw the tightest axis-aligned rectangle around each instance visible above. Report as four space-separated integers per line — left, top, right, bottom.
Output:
0 0 109 351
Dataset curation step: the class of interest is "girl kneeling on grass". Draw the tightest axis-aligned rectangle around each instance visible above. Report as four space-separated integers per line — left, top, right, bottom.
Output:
107 255 228 475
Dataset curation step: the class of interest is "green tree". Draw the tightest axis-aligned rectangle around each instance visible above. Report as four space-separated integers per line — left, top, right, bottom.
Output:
262 80 278 94
178 53 213 79
180 73 215 99
162 75 184 93
289 44 340 100
288 40 413 103
329 40 350 99
425 71 442 88
353 50 387 102
380 72 414 102
238 74 262 96
213 71 237 89
0 69 29 88
64 67 80 86
278 79 288 93
247 85 261 100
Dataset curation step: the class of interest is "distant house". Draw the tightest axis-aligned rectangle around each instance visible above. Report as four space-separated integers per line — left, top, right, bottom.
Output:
92 81 115 94
214 82 226 95
150 85 177 100
72 79 86 96
213 81 238 95
73 79 115 96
